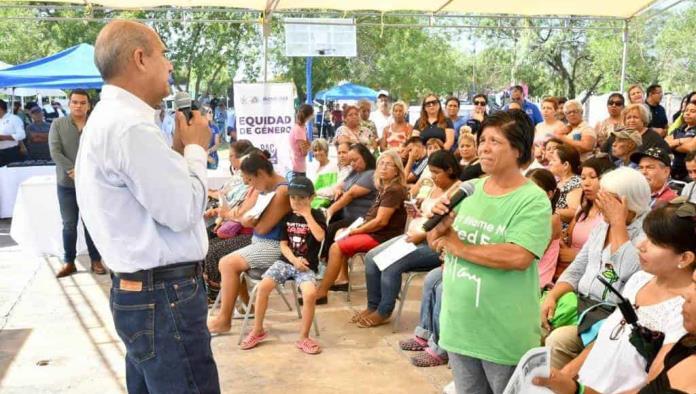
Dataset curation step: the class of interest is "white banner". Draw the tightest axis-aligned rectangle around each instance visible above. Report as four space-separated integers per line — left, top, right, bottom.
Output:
234 82 296 176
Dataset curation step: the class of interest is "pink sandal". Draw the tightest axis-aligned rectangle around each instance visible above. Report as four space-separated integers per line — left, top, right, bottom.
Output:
239 330 268 350
295 338 322 355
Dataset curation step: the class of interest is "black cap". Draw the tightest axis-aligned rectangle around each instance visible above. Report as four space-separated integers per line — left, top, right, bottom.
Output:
288 176 314 197
630 146 671 167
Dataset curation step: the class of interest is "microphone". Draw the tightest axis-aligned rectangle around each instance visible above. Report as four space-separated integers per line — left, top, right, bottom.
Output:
422 181 476 232
173 91 199 122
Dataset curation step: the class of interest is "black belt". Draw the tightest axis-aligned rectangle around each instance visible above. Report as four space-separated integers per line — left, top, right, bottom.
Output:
112 261 202 283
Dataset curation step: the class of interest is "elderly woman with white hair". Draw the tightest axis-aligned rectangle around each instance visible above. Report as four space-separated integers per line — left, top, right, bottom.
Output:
540 167 652 370
554 100 597 160
602 103 670 157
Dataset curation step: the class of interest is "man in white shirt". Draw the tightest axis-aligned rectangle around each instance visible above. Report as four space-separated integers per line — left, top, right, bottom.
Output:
370 90 393 139
75 20 220 393
0 99 26 167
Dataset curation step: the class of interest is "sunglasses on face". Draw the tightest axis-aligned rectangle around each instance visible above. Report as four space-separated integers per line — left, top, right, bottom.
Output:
474 101 486 106
608 101 624 107
424 100 439 107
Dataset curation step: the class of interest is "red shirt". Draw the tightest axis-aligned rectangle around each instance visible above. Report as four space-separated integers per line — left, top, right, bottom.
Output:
651 184 677 208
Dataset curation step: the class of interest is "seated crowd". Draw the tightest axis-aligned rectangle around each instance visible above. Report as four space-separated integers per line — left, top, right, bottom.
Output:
200 87 696 394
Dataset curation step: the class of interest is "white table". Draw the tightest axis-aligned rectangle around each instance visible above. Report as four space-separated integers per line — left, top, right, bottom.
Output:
0 165 56 218
10 175 86 257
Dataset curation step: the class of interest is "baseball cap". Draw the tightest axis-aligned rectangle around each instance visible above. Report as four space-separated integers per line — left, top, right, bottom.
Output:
288 176 315 197
377 90 389 98
630 146 671 167
611 128 642 147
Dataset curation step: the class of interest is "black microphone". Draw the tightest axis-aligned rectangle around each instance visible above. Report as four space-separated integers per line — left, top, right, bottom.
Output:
422 181 476 232
173 91 199 122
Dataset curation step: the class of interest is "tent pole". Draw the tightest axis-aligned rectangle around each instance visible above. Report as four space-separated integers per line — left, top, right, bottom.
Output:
619 19 629 93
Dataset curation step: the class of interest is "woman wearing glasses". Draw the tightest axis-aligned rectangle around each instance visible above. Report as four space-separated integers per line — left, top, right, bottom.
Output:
601 104 670 157
317 150 408 303
464 94 489 136
534 201 696 394
413 94 455 150
554 100 597 160
594 93 625 149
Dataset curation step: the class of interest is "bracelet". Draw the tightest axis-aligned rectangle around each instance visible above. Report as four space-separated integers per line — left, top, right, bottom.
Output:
575 381 585 394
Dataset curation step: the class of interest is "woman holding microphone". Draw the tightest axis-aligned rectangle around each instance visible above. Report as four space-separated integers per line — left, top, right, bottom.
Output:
428 110 552 393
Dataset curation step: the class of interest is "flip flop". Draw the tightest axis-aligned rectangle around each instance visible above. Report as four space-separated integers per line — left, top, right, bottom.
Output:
239 330 268 350
296 338 322 355
356 314 389 328
349 310 374 323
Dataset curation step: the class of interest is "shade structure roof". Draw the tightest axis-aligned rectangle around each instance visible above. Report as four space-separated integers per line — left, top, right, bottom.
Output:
0 44 103 89
315 83 377 101
8 0 659 18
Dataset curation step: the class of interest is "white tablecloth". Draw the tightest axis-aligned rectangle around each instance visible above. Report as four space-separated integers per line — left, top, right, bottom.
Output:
9 175 86 257
0 165 56 218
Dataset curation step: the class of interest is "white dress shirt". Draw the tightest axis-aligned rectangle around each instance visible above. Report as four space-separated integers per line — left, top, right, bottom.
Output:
0 112 26 150
75 85 209 273
156 111 175 147
369 110 392 139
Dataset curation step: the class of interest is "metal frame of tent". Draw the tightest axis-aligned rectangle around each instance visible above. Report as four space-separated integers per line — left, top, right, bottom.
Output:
0 0 687 91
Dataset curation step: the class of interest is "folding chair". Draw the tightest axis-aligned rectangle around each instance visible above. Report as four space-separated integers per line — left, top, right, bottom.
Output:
391 266 432 333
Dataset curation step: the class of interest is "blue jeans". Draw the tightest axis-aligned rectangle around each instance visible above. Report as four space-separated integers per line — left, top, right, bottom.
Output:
57 185 101 263
364 235 441 317
413 266 447 358
110 272 220 394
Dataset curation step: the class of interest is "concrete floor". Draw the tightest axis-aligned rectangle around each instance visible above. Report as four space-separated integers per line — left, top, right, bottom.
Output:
0 219 451 393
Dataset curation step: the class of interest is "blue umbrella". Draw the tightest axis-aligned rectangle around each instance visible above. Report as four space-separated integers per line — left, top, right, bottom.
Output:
315 83 377 101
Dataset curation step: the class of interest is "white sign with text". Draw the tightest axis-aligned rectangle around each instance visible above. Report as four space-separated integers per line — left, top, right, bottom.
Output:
234 82 296 176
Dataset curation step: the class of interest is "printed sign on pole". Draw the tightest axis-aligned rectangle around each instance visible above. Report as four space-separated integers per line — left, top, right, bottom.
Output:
234 82 296 176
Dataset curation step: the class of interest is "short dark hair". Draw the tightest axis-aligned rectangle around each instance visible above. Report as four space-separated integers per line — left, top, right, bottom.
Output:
349 143 376 170
69 89 91 101
406 136 424 146
685 150 696 163
0 99 7 112
445 96 460 107
643 203 696 256
479 110 533 166
526 168 559 212
557 97 568 105
473 94 487 104
427 150 461 180
240 152 274 176
511 85 524 94
646 84 662 96
607 93 625 105
555 144 582 175
296 104 314 124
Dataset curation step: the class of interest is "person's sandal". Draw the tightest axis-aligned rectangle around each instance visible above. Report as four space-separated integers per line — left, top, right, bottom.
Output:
239 331 268 350
296 338 322 355
356 314 389 328
399 337 428 351
410 349 448 367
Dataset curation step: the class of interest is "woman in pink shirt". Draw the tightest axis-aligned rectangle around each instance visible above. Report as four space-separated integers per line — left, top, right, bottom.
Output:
289 104 314 179
556 156 615 280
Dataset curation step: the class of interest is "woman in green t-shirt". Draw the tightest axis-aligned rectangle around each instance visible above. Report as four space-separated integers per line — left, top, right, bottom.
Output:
428 110 552 394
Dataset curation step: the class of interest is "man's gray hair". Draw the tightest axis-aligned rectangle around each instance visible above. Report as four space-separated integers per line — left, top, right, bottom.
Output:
310 138 329 153
94 20 155 81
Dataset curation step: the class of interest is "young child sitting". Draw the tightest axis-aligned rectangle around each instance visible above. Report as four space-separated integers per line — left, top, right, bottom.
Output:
239 176 327 354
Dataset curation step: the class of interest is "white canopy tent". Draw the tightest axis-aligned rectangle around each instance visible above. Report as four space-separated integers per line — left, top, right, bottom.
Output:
4 0 681 89
5 0 661 18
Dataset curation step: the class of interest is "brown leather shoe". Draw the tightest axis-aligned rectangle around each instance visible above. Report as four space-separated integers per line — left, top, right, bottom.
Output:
56 263 77 278
91 260 107 275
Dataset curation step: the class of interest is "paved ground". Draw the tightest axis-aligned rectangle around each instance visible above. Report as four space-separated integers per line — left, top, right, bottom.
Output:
0 218 451 393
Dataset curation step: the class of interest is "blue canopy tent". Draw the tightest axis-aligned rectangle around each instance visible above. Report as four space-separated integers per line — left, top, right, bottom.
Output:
0 44 103 89
315 83 377 101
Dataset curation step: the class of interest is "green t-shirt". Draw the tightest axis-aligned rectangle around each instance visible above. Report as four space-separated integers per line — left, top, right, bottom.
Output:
439 177 551 365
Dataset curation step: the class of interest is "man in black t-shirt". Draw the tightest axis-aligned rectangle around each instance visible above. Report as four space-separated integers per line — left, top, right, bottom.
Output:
646 84 668 136
241 176 327 354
